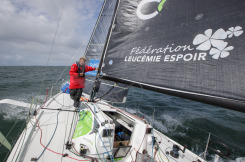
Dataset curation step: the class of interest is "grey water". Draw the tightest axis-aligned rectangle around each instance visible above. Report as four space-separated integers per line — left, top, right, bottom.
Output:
0 66 244 162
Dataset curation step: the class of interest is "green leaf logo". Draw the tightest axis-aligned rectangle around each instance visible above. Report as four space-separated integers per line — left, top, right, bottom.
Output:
158 0 167 12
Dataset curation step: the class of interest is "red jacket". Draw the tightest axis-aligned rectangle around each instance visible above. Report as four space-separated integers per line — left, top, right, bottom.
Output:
69 63 95 89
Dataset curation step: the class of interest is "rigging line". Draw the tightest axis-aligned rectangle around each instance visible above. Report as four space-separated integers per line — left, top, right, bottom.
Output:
34 113 90 161
0 100 34 149
142 124 149 162
40 107 77 112
90 109 114 160
37 89 49 113
152 130 154 162
69 149 103 161
70 134 111 159
183 134 207 148
10 121 28 162
0 120 18 149
84 0 108 57
77 107 114 162
163 148 178 162
96 130 114 162
96 102 144 121
14 128 28 162
123 82 145 114
94 133 103 162
154 130 162 143
135 124 148 162
49 0 110 92
158 149 169 162
7 101 36 162
14 107 41 162
188 124 245 152
68 111 77 142
38 0 67 98
93 104 114 156
94 87 128 102
49 0 113 93
177 138 207 158
35 111 60 161
50 40 84 91
136 84 144 111
72 110 81 141
94 83 117 100
211 134 245 152
90 0 120 101
45 95 71 108
129 148 135 162
154 142 169 162
61 98 72 161
1 104 34 160
72 145 98 162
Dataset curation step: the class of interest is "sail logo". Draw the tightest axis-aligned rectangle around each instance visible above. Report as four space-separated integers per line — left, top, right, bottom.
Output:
109 60 113 65
137 0 166 20
124 26 243 63
86 59 99 76
193 26 243 59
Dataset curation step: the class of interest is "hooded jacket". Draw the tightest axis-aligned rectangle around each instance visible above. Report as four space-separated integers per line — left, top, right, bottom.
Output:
69 63 95 89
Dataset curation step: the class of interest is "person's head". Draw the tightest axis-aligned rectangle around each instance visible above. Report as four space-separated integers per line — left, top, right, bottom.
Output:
79 57 86 66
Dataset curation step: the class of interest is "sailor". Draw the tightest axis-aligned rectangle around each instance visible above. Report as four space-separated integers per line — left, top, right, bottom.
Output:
69 57 97 107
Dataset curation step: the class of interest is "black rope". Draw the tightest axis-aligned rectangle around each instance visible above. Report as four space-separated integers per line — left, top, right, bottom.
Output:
41 107 78 112
94 83 117 100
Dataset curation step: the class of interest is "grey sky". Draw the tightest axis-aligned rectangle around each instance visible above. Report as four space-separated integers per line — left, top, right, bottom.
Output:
0 0 104 66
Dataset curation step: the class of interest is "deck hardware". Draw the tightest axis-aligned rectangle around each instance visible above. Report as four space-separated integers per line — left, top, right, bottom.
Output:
170 144 180 158
80 144 88 155
33 110 37 116
65 141 72 149
31 157 38 161
62 153 68 157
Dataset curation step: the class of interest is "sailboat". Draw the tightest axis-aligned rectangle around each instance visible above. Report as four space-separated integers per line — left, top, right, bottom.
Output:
1 0 245 161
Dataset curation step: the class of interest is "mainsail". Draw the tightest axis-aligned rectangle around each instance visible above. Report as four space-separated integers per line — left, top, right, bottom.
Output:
83 0 128 103
100 0 245 112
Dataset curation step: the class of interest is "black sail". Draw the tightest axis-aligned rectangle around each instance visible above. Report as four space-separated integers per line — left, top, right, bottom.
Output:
84 0 117 65
83 0 128 103
101 0 245 112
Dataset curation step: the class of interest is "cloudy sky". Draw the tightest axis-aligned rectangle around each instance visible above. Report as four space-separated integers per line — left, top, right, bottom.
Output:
0 0 104 66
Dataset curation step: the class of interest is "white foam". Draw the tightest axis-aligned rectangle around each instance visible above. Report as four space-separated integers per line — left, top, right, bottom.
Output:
234 157 245 162
0 99 34 108
0 96 43 120
0 104 29 120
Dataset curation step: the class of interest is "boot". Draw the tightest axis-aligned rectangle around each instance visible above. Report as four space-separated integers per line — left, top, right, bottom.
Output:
74 101 80 108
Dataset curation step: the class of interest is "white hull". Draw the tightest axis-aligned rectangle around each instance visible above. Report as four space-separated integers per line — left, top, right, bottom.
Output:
7 92 206 162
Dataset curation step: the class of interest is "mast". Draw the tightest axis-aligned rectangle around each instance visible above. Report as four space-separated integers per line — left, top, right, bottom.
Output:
90 0 120 101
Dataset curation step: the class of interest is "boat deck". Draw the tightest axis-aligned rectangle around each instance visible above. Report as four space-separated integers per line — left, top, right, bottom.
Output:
7 92 205 162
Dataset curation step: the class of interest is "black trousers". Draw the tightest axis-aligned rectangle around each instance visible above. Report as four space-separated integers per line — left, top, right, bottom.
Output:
70 88 83 102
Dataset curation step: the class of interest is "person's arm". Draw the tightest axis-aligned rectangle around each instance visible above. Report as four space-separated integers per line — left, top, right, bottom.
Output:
85 65 96 73
69 64 79 76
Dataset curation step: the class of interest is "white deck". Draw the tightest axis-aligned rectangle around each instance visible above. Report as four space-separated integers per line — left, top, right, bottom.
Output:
7 92 205 162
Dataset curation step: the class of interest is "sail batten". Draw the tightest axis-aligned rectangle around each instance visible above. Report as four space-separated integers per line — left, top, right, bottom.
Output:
101 0 245 112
